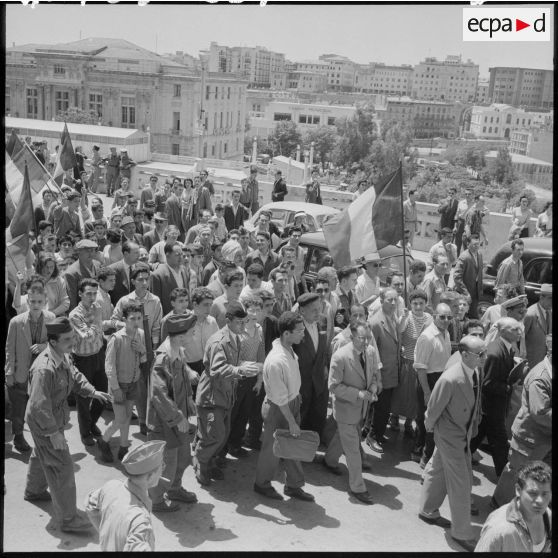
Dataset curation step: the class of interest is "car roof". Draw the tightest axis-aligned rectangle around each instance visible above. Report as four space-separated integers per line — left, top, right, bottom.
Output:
259 202 339 217
490 237 552 266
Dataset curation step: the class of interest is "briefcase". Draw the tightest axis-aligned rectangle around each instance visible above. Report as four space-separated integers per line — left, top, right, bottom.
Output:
272 429 320 462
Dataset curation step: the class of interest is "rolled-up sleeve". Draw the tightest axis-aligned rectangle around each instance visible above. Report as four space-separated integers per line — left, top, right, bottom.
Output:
264 359 289 406
414 333 433 370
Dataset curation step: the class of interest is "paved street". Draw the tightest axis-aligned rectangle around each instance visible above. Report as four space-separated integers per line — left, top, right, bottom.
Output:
4 406 498 552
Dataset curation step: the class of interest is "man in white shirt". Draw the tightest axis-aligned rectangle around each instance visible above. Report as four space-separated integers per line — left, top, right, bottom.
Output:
240 263 273 305
254 311 314 502
355 253 381 307
429 228 457 283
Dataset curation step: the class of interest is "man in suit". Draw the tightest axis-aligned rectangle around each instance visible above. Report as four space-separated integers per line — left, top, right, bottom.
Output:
224 190 249 231
244 231 280 282
149 242 190 316
323 322 381 504
293 293 329 438
164 180 185 241
142 212 168 252
418 336 485 552
5 286 56 453
523 284 552 369
470 317 523 478
453 233 483 319
492 334 552 508
108 241 140 306
120 216 144 246
437 186 458 231
304 168 322 205
65 239 102 311
367 288 401 453
271 170 288 202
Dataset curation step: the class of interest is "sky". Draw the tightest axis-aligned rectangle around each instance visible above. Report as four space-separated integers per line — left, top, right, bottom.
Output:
6 2 554 78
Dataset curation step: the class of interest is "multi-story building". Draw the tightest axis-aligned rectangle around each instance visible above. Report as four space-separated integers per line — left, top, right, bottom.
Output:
319 54 357 91
510 129 553 163
475 79 490 104
411 55 478 103
469 104 544 139
488 67 553 110
207 42 285 89
5 38 247 160
355 63 413 96
382 96 464 138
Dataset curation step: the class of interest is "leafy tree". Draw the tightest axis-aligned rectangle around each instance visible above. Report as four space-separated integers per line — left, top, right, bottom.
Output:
332 106 377 167
303 126 338 164
492 147 516 185
55 107 98 125
268 121 302 158
244 136 270 156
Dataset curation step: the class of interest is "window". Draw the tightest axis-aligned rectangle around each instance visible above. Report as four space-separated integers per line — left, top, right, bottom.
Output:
227 87 231 99
494 127 498 133
172 111 180 131
482 126 486 133
55 90 69 114
203 143 208 158
488 127 492 133
211 144 216 156
5 86 10 114
220 112 223 128
223 142 228 154
54 64 65 75
89 94 103 118
524 258 552 284
173 84 181 98
121 96 136 128
327 116 336 126
27 88 39 118
171 144 180 155
273 113 292 121
205 86 210 100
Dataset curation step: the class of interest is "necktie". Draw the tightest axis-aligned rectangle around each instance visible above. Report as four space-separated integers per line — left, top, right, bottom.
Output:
472 370 478 401
359 352 366 372
546 310 551 335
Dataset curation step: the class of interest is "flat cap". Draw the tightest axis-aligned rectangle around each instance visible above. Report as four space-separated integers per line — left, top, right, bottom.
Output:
153 212 168 221
122 440 166 475
166 313 197 335
226 301 247 320
539 284 552 295
46 317 73 335
121 216 135 227
501 295 528 309
75 239 98 250
297 292 320 307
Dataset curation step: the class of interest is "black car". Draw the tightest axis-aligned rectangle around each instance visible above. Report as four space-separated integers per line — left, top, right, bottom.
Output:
286 231 415 291
479 237 552 315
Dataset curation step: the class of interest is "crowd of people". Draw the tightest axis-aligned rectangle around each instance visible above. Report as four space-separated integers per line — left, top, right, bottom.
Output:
4 154 552 552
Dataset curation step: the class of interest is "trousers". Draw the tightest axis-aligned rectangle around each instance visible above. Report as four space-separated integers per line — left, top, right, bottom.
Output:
372 387 394 440
74 351 107 438
415 371 442 458
255 397 304 490
25 431 77 524
148 430 192 504
193 406 231 473
136 359 152 425
105 168 119 195
246 384 266 445
226 376 257 451
470 413 509 478
7 382 28 436
300 384 329 440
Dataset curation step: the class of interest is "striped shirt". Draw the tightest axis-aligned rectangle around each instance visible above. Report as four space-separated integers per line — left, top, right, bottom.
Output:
105 328 146 391
239 324 265 363
69 302 104 356
401 312 433 360
112 291 163 346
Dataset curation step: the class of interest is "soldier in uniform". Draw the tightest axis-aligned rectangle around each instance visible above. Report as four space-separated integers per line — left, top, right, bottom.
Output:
23 317 111 533
85 440 166 551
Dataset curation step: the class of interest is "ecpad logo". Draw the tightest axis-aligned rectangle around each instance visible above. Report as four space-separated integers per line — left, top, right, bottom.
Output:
463 8 551 41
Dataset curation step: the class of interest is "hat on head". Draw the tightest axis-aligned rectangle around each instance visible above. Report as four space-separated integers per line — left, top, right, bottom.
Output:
75 239 98 250
539 284 552 295
294 211 306 219
122 440 166 475
297 292 320 307
166 313 197 335
93 145 100 150
361 252 381 265
153 212 168 221
144 200 156 209
501 295 528 309
149 175 159 181
46 317 73 335
121 216 135 227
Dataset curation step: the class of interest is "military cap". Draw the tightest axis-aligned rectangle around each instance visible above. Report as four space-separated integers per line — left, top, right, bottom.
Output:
121 216 135 227
226 301 247 320
166 313 197 335
46 317 73 335
153 212 168 222
122 440 166 475
501 295 528 309
297 292 320 307
75 239 98 250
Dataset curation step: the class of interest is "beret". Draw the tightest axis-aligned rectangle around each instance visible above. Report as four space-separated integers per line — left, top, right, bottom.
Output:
46 317 73 335
226 301 247 320
121 216 135 227
122 440 166 475
75 239 98 250
361 252 381 264
297 292 320 307
166 313 197 335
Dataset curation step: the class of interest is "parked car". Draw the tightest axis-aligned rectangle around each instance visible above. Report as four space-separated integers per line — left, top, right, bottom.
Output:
281 231 415 291
479 237 552 316
245 202 339 247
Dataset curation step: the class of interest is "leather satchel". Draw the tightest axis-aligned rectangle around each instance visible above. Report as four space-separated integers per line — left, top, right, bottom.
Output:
272 429 320 462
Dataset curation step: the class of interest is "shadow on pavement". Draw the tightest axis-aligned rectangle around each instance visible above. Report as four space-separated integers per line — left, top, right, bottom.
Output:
42 517 96 551
4 445 31 465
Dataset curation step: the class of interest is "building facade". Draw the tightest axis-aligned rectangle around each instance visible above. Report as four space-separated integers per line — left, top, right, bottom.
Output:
411 55 478 103
475 79 490 104
5 38 248 160
319 54 357 91
488 67 553 110
469 104 543 139
355 63 413 96
510 129 553 163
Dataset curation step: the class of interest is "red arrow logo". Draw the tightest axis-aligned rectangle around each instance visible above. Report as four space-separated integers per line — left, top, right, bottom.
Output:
516 18 530 31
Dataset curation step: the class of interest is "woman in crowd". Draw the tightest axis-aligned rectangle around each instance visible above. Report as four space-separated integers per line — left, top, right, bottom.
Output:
534 201 552 237
103 229 124 266
508 195 533 240
181 178 198 232
34 252 70 317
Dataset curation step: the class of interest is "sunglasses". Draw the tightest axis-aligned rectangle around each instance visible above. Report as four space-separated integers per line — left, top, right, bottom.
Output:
370 263 382 268
468 350 487 357
315 288 329 293
436 315 452 320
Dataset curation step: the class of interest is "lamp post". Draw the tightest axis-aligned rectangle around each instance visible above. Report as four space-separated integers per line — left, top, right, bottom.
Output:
303 149 309 183
251 136 258 164
309 141 315 170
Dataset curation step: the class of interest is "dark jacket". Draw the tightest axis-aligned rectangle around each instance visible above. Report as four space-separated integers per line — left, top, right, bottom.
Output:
271 178 288 202
224 204 249 231
108 260 134 306
481 338 515 420
149 263 190 316
65 259 101 311
293 322 328 395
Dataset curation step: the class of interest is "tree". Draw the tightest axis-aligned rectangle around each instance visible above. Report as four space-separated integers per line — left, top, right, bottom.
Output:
492 147 516 185
303 126 337 164
332 106 377 168
55 107 98 125
244 136 270 156
268 121 302 158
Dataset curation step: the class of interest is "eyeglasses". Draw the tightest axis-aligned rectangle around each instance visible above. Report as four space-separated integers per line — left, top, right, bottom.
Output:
468 350 487 357
436 315 452 320
315 288 329 293
371 263 382 268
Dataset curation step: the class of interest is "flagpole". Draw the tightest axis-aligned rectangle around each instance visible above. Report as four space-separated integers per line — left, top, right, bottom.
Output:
398 158 408 305
6 242 22 273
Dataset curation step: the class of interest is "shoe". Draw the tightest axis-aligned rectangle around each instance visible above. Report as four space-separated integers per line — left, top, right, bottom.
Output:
366 437 384 454
284 486 314 502
321 460 343 476
389 416 400 431
472 451 481 465
90 424 102 437
471 502 479 516
117 446 129 461
13 434 31 453
379 435 389 444
244 439 262 450
228 446 248 458
210 467 224 480
167 487 197 504
254 483 283 500
216 456 228 469
418 514 451 528
195 471 211 486
60 515 92 533
67 395 76 407
350 490 374 505
139 423 148 436
24 490 52 501
97 439 114 463
81 435 96 447
152 499 180 513
452 537 477 552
